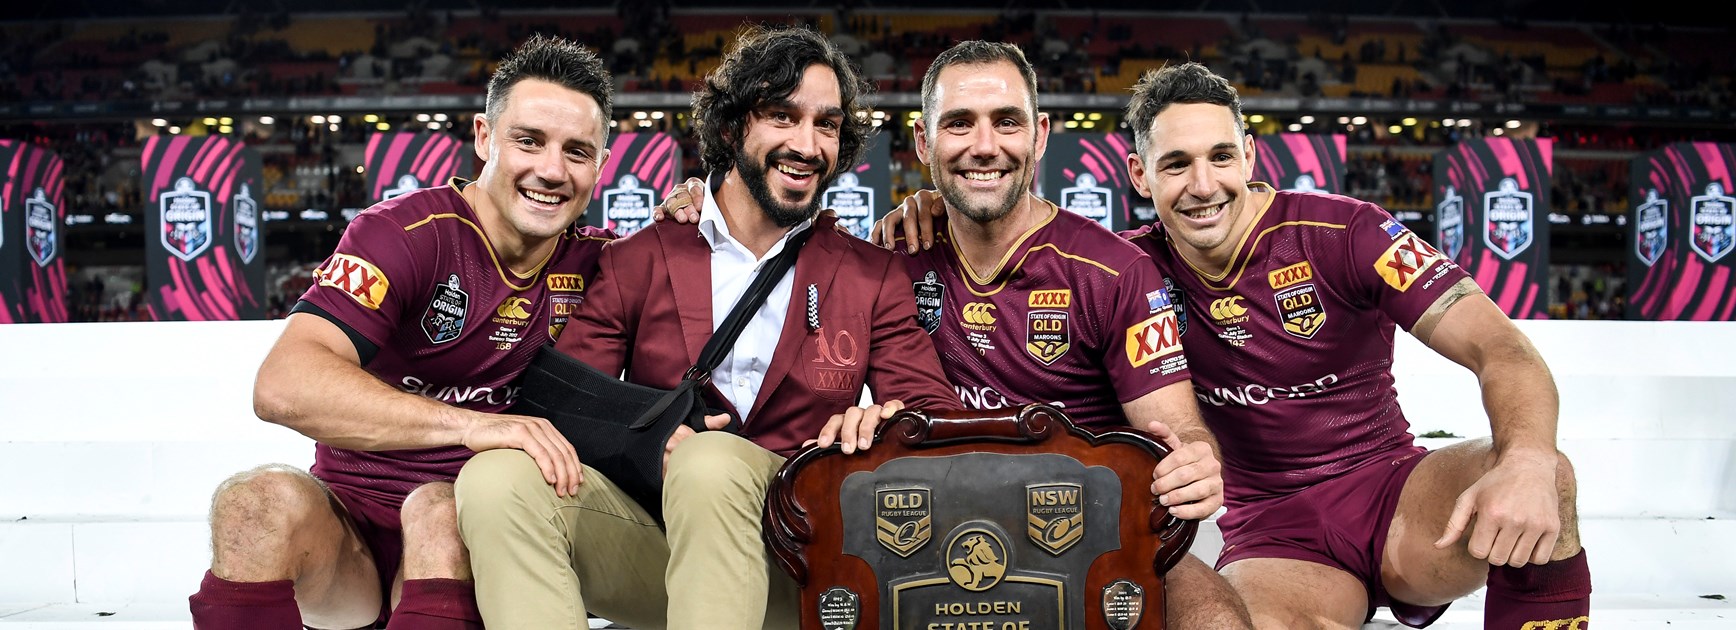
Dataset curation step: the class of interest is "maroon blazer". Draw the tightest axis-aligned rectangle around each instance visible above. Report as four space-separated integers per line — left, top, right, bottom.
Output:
553 214 958 457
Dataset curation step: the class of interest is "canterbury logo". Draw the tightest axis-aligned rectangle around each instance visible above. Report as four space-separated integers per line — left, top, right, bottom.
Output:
961 303 997 328
495 297 532 319
1520 616 1589 630
1209 296 1247 321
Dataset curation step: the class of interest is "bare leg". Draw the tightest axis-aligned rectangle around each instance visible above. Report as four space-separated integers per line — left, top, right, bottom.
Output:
1380 438 1582 605
1164 553 1254 629
205 464 383 629
1221 558 1368 630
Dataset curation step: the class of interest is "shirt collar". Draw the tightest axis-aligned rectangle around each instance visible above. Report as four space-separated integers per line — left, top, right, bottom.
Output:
697 174 815 257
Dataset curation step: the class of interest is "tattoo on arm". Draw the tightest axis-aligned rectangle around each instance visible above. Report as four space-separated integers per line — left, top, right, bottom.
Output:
1412 277 1481 345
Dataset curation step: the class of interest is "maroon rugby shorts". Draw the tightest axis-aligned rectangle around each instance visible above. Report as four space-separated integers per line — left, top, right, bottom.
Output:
1215 446 1448 628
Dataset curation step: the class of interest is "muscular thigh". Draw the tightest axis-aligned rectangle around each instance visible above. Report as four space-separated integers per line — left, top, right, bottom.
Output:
1380 441 1493 606
1221 558 1367 630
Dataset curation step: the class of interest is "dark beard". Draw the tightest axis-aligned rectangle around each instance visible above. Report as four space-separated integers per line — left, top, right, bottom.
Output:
736 148 829 228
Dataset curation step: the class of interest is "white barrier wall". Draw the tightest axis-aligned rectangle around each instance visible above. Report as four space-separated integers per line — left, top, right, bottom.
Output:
0 319 1733 606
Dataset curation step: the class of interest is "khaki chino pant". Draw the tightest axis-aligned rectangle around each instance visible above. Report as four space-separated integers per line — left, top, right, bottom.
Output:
454 431 801 629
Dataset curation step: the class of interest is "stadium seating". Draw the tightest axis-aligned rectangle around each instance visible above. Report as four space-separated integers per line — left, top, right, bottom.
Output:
1 319 1732 627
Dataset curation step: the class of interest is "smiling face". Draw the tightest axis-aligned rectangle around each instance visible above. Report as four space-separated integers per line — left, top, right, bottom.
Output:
915 60 1048 225
731 63 845 227
471 78 608 243
1128 102 1260 263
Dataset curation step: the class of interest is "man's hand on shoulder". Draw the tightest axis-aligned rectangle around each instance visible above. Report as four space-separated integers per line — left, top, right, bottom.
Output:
872 189 946 253
1145 419 1225 520
652 177 707 224
460 411 584 497
1434 447 1563 567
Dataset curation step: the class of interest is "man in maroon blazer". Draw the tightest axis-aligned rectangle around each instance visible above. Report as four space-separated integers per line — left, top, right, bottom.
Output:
453 26 956 629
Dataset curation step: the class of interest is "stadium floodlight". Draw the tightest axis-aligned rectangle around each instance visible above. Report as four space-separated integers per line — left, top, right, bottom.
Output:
1088 112 1101 121
417 113 431 122
220 117 233 125
151 118 167 127
259 116 274 125
1337 116 1350 124
376 122 390 131
329 123 339 132
203 117 217 126
1064 120 1078 129
1443 118 1456 126
168 126 181 134
652 111 665 120
1493 127 1505 136
1288 123 1303 132
1073 112 1084 120
364 114 380 123
1249 114 1264 124
219 125 233 134
1388 125 1402 135
633 111 648 120
1351 116 1368 125
427 122 440 130
434 113 449 121
1506 119 1521 128
1402 117 1417 126
311 115 326 124
1458 119 1472 127
1299 115 1314 124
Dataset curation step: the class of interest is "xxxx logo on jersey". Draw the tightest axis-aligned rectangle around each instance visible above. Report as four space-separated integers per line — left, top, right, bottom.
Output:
1126 310 1182 368
1375 232 1445 292
315 253 390 310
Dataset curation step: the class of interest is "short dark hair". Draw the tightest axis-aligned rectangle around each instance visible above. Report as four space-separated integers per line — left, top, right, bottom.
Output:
1126 62 1244 158
485 34 614 134
919 41 1039 140
691 24 873 176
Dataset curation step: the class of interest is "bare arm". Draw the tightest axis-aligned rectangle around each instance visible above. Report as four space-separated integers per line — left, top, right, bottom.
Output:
254 312 585 495
1416 277 1565 565
1122 381 1224 520
1413 277 1558 457
254 312 471 449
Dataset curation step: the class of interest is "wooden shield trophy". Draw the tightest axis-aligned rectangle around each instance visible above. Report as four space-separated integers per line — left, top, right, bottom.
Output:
765 403 1197 630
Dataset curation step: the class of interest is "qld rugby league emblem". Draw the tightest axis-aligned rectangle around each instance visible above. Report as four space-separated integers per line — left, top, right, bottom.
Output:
875 486 931 557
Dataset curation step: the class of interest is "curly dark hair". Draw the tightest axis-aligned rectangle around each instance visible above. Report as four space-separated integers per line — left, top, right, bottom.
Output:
691 24 873 178
1125 62 1243 159
485 34 614 135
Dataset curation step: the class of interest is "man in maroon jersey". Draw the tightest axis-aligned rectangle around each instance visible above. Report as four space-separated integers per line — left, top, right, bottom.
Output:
870 58 1588 630
188 35 615 630
1115 63 1587 629
656 40 1253 630
454 26 958 629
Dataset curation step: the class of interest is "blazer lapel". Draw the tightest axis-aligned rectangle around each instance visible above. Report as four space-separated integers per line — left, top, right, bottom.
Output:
750 225 840 418
659 224 713 368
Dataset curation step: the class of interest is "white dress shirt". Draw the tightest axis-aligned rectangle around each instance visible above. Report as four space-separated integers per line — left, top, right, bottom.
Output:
697 177 813 422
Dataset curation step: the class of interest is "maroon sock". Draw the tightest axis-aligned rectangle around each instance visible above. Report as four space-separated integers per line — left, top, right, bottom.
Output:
383 578 483 630
188 570 302 630
1484 549 1592 630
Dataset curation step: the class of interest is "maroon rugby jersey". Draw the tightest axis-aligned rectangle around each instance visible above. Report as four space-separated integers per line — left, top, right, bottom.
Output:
901 201 1190 431
296 179 612 502
1122 185 1470 513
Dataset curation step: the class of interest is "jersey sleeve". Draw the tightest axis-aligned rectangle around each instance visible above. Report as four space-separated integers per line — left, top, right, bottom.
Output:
1102 256 1191 403
1341 202 1472 330
297 213 425 350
